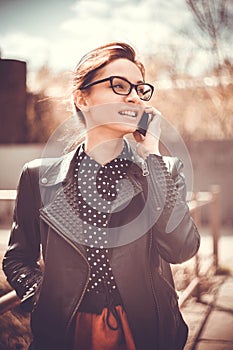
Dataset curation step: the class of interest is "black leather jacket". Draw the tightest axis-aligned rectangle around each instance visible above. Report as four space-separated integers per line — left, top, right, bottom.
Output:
3 141 200 350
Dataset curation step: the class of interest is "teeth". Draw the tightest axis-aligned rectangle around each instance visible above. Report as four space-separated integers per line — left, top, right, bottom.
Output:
119 110 138 117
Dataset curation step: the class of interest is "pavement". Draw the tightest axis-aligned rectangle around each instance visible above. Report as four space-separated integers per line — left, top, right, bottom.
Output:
180 225 233 350
182 274 233 350
1 226 233 350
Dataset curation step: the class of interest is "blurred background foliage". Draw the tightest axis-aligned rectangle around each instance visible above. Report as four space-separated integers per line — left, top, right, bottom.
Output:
24 55 233 144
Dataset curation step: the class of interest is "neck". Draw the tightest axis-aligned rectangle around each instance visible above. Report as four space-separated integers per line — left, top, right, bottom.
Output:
84 129 124 165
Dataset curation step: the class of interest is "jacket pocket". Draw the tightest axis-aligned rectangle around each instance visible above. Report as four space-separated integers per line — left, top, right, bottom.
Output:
150 269 188 349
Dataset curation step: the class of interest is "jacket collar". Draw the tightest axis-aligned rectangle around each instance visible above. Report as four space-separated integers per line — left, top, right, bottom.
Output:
40 139 144 187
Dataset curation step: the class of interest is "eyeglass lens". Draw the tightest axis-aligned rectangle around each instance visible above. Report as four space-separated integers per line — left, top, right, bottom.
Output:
111 77 152 101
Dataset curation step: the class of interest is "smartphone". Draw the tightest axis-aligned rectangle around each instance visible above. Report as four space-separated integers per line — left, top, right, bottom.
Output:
136 111 150 136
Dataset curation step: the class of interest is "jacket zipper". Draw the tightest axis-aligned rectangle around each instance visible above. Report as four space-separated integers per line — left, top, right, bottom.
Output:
141 156 161 348
141 159 149 176
40 212 91 347
139 181 161 343
148 231 161 350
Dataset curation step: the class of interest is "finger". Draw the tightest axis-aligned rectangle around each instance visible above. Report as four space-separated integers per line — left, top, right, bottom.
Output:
133 131 144 142
147 114 161 132
144 107 162 118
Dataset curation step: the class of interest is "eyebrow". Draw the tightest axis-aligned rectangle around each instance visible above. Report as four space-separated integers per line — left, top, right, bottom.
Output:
115 76 145 84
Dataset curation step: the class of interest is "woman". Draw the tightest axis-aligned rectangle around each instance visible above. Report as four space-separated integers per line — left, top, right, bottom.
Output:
3 42 200 350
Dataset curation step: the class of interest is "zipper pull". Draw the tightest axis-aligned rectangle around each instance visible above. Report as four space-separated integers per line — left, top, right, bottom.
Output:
141 160 149 176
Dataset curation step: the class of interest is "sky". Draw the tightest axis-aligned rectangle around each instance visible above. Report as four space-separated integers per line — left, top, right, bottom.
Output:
0 0 231 76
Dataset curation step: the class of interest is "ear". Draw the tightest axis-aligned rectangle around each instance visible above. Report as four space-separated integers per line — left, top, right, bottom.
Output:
73 90 89 112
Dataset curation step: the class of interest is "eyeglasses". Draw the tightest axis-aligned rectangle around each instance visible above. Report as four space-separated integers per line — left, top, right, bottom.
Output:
80 76 154 101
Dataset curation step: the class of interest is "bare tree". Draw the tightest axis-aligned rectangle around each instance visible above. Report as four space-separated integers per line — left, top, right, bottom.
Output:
185 0 233 138
186 0 233 70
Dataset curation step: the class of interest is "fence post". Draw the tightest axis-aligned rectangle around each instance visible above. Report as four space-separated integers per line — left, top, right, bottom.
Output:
209 185 221 274
190 193 201 302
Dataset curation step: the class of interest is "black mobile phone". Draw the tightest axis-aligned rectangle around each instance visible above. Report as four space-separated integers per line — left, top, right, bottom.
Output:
136 111 150 136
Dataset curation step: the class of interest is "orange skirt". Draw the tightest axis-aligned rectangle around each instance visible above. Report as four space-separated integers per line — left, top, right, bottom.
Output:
73 305 136 350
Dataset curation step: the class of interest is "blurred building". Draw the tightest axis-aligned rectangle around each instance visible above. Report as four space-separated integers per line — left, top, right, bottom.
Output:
0 59 27 143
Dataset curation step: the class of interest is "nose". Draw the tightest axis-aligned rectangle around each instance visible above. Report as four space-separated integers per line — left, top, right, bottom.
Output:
125 88 143 105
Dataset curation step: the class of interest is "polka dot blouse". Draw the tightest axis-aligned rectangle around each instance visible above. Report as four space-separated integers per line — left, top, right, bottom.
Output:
74 145 131 298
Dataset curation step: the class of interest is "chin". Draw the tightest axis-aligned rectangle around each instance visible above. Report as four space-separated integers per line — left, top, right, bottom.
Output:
113 122 136 132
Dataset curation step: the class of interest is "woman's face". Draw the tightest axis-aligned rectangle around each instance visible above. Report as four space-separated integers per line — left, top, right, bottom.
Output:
80 58 147 136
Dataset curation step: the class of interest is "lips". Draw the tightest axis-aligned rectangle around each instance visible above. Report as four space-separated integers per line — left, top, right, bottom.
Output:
118 110 138 118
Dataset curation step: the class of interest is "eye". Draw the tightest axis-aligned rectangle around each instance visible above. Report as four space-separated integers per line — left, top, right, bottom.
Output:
112 83 125 90
137 86 145 94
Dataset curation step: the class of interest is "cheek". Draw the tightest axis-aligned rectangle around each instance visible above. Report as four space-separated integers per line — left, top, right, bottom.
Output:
88 104 120 125
88 89 122 106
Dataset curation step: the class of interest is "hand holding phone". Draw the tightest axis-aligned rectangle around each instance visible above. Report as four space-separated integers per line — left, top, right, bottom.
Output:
135 108 161 156
136 111 150 136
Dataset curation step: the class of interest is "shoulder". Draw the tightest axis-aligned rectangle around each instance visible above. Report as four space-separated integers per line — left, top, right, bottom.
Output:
161 156 184 177
21 148 77 187
17 156 64 189
25 156 64 172
146 153 183 176
22 156 64 178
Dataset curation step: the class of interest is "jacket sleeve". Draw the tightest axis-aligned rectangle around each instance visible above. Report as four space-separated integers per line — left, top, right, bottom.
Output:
148 154 200 264
2 163 43 310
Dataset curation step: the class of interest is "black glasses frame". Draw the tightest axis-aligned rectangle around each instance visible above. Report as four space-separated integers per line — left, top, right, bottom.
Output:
80 75 154 101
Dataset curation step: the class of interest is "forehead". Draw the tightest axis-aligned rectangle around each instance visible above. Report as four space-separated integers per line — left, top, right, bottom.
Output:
96 58 144 82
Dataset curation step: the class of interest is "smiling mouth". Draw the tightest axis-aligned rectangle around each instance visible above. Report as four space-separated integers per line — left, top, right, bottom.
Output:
118 110 138 118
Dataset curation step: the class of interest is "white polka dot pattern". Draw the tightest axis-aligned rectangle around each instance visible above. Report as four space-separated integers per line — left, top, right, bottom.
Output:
74 147 130 294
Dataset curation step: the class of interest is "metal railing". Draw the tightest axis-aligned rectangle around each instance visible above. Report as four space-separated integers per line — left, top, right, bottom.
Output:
0 186 221 314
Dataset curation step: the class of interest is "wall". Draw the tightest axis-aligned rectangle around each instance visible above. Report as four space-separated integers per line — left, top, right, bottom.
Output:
0 59 27 143
0 144 44 189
